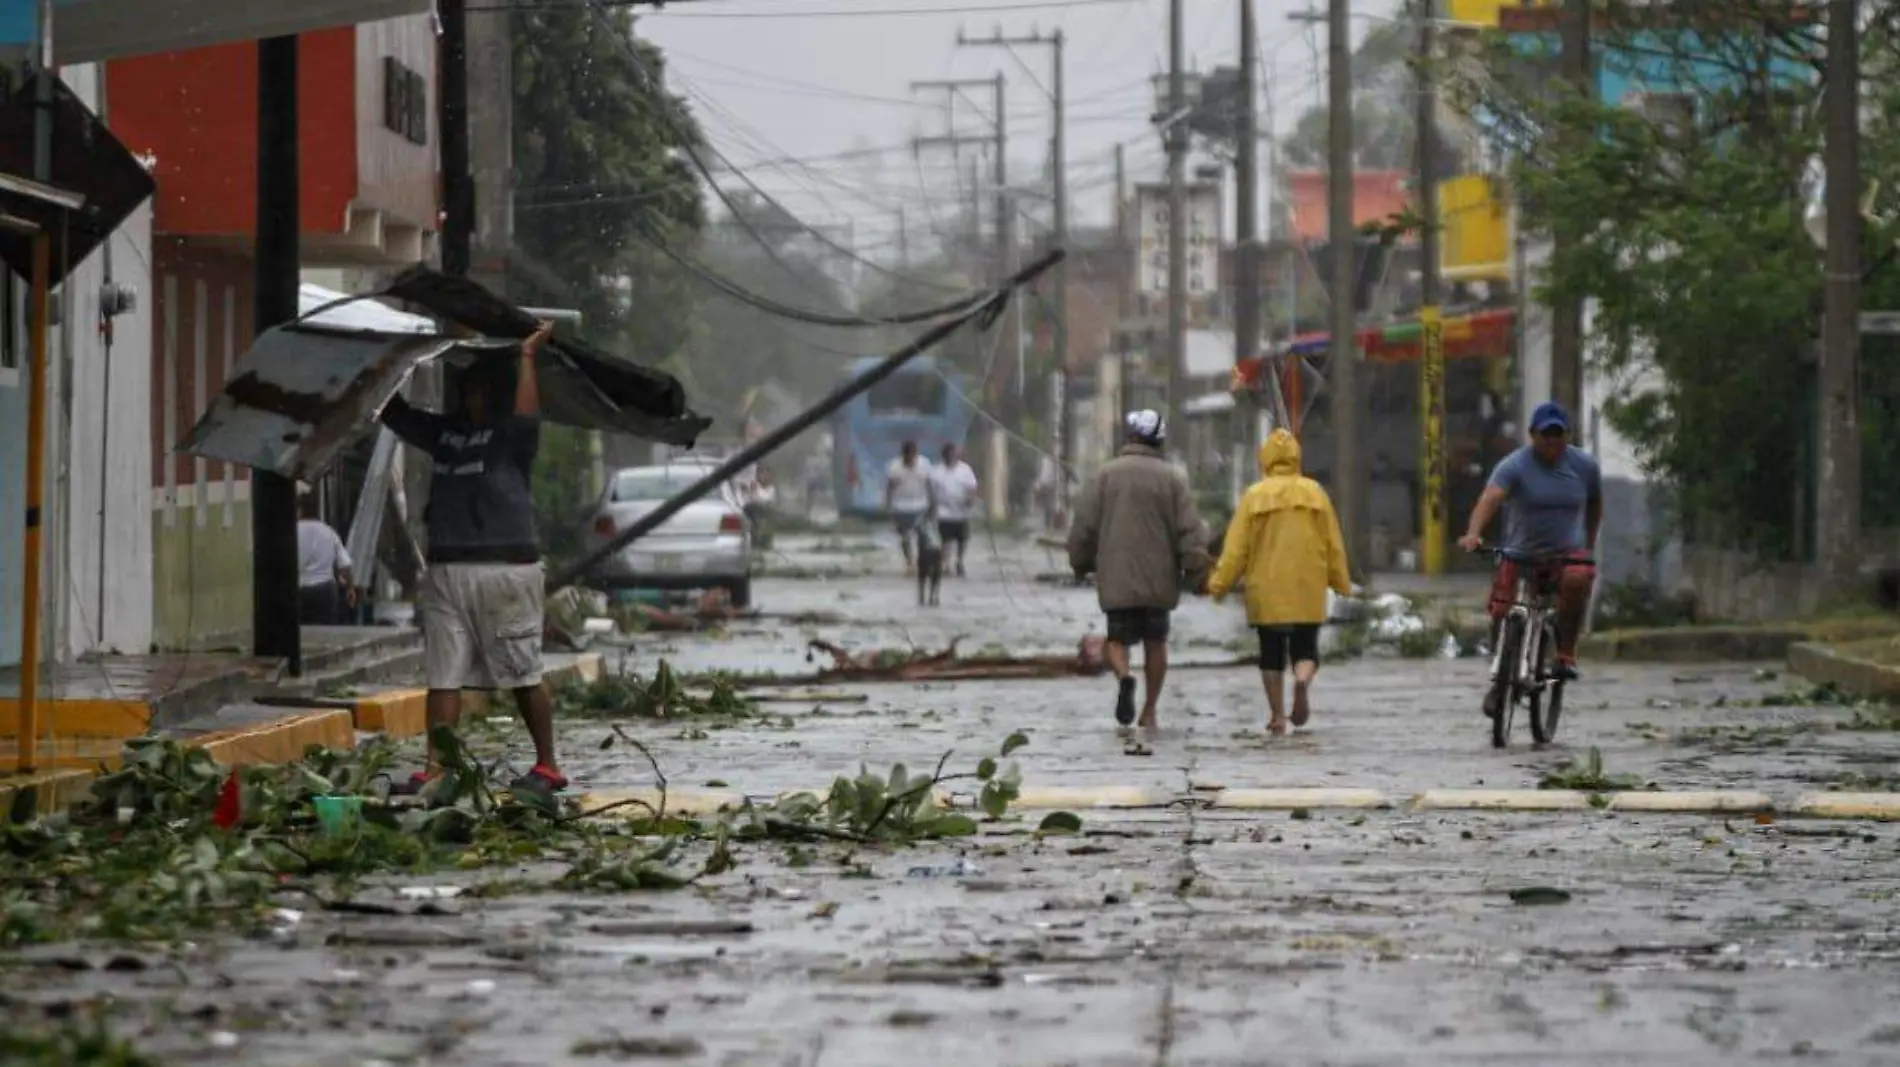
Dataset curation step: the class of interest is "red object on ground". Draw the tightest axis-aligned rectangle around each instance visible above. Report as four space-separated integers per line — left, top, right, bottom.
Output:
212 768 243 830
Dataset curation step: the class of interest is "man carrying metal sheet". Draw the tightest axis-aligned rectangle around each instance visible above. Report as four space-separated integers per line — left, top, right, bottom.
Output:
381 321 567 797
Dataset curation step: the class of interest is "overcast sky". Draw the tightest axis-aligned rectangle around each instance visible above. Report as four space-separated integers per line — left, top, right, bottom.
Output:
634 0 1398 261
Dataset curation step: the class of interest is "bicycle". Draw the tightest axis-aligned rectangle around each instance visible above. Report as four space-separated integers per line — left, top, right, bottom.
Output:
1474 544 1593 749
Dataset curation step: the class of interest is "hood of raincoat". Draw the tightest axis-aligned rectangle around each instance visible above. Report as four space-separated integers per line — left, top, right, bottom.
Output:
1259 429 1302 477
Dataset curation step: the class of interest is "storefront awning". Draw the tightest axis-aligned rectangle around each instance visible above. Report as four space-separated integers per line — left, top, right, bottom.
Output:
2 0 432 63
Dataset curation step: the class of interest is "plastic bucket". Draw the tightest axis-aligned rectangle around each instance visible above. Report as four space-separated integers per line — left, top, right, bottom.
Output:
312 795 364 835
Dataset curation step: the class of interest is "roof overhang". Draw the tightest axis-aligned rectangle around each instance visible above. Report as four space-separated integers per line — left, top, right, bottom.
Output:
1 0 434 64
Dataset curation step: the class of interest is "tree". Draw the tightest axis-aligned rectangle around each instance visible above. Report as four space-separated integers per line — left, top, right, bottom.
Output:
510 6 707 561
1453 0 1900 557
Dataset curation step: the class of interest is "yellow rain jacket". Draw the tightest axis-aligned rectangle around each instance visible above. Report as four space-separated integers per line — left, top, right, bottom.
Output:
1207 430 1352 625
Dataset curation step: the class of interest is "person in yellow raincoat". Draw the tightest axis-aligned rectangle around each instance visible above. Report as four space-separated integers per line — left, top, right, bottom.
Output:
1207 430 1353 735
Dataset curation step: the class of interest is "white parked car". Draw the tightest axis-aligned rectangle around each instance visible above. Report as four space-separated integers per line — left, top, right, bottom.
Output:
585 463 753 608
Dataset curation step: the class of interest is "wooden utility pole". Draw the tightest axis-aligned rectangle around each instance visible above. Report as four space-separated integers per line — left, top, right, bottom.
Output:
1165 0 1188 434
1549 0 1590 416
1235 0 1263 459
1116 142 1134 420
1327 0 1367 571
253 35 302 674
958 28 1069 515
1416 0 1446 576
1819 0 1862 591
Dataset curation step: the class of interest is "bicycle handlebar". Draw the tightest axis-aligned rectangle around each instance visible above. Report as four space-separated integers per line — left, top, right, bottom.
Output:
1466 542 1596 568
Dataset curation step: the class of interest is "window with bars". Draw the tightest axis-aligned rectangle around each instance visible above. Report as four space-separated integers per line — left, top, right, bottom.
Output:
383 57 429 146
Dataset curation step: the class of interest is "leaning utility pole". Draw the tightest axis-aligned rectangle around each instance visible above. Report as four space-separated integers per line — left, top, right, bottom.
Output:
1235 0 1263 458
1819 0 1862 592
1165 0 1189 434
958 26 1069 515
1549 0 1590 416
1416 0 1447 577
1326 0 1368 571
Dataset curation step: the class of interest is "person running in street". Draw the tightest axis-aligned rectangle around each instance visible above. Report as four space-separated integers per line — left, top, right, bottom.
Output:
296 492 356 625
929 442 980 577
885 439 935 574
381 321 566 797
1068 410 1210 729
1207 430 1352 735
1458 401 1602 695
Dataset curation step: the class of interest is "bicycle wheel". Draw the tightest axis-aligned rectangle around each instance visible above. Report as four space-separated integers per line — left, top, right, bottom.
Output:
1488 616 1523 750
1527 618 1563 744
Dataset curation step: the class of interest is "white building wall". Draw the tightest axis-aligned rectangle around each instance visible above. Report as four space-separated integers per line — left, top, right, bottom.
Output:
42 64 156 663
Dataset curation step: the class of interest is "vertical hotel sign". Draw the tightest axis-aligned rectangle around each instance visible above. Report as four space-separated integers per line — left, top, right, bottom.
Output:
1419 306 1447 576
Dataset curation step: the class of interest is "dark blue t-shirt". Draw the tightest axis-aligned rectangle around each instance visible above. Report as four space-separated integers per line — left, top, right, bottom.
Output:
1488 444 1601 556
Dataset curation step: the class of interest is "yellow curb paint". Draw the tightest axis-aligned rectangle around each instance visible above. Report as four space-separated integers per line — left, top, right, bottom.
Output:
353 689 429 738
197 710 355 767
1410 789 1594 812
0 698 153 740
0 737 130 770
0 765 100 819
1789 793 1900 821
1208 788 1391 811
1008 786 1170 809
1606 791 1774 814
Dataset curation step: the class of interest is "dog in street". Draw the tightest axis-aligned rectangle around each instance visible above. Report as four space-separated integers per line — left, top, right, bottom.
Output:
916 522 944 607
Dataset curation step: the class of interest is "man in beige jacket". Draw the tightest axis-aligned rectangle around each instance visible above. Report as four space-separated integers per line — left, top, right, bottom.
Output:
1068 411 1211 729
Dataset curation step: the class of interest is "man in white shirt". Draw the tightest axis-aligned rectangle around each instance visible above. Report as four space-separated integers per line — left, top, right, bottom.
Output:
297 493 356 625
884 439 935 574
929 442 980 576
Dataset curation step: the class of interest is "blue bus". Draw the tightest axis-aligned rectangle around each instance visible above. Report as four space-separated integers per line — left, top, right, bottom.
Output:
833 356 978 518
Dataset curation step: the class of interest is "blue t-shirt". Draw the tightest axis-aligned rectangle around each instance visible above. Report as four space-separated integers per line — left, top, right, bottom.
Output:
1488 444 1601 556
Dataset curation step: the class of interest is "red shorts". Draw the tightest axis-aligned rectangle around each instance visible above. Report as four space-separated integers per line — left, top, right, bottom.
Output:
1488 553 1596 621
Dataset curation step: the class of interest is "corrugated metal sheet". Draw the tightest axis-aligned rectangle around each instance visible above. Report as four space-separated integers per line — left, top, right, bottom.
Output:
177 325 455 481
178 272 710 481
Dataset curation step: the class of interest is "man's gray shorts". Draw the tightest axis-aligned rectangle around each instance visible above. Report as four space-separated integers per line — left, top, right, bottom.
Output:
418 562 545 691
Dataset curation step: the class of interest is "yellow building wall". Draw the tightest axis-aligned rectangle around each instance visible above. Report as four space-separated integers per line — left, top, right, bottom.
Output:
1439 174 1511 281
1446 0 1557 28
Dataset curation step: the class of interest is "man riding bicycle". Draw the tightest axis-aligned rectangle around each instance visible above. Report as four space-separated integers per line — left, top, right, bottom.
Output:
1457 401 1602 687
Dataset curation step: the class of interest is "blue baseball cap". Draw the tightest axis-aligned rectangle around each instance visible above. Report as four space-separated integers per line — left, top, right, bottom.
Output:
1529 402 1571 434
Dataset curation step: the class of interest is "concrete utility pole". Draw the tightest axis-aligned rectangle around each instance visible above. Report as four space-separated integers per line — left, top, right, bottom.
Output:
253 35 302 674
958 26 1068 514
1235 0 1263 460
1326 0 1368 572
1819 0 1862 592
1549 0 1590 416
1165 0 1189 434
1116 142 1134 420
1415 0 1447 577
440 0 473 278
913 74 1014 517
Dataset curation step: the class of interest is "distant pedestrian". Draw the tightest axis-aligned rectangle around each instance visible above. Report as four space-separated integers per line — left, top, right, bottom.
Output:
1068 411 1210 729
297 493 356 625
1207 430 1352 735
929 442 980 576
884 439 935 574
380 321 566 798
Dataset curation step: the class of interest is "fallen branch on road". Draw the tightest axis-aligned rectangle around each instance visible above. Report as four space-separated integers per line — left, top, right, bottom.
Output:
804 636 1109 683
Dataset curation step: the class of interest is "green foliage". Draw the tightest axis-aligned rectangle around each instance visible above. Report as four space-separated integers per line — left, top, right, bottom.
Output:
553 661 758 720
510 6 706 560
1595 579 1702 630
1538 747 1646 792
0 1019 159 1067
1454 3 1900 555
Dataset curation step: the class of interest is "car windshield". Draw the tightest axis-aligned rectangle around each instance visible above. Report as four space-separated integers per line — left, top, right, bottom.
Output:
611 468 714 502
